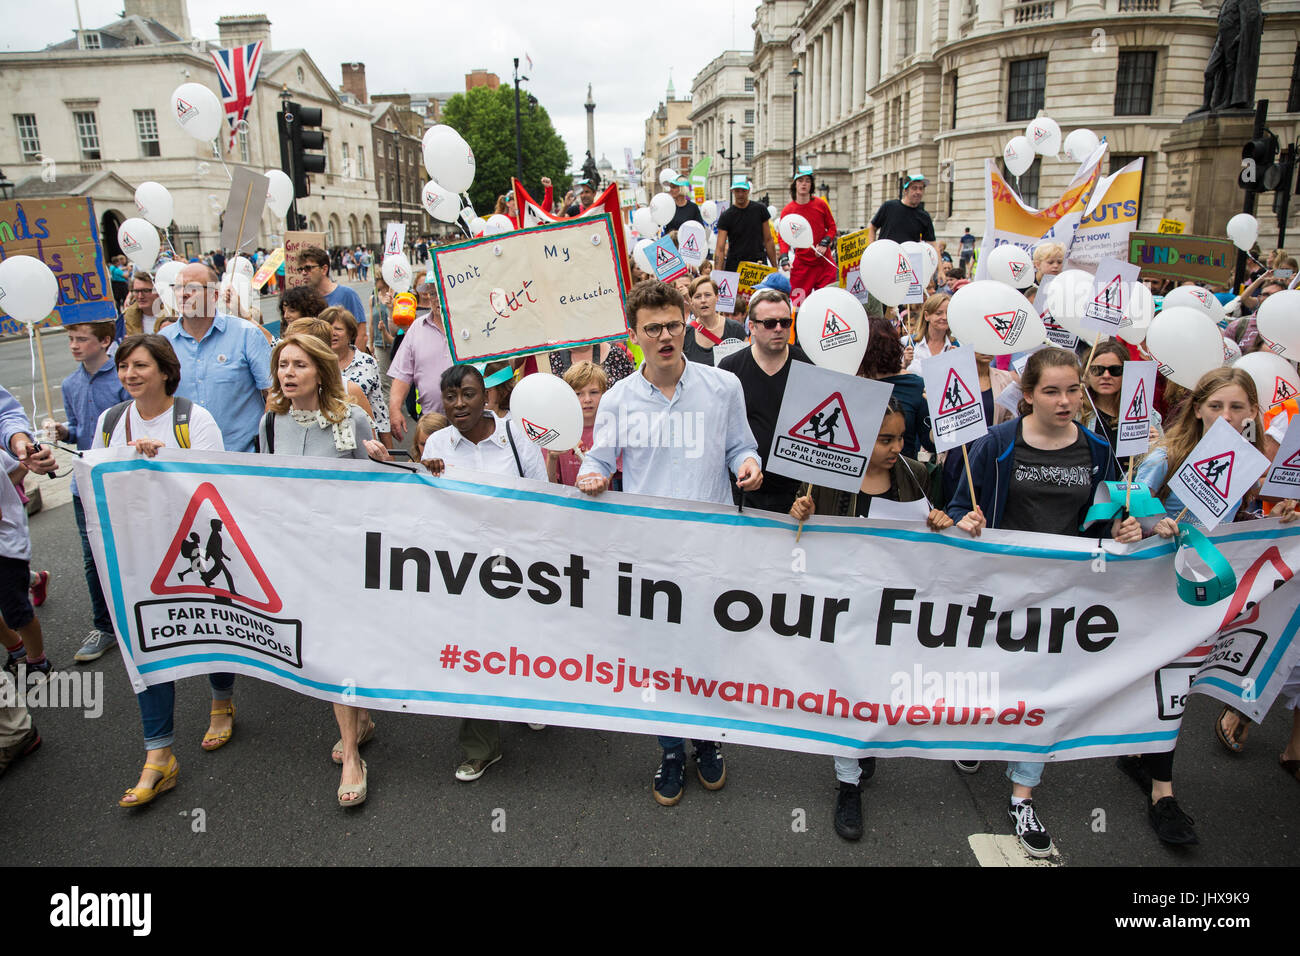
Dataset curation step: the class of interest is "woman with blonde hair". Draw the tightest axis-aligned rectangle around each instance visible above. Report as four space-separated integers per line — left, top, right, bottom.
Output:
258 333 387 807
904 293 957 373
322 306 389 446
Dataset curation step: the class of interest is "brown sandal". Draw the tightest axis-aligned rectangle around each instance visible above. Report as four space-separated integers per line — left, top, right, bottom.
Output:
1215 705 1249 754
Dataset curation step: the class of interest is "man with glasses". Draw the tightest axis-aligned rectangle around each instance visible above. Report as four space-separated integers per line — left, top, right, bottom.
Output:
123 270 168 337
577 280 762 806
718 288 810 514
298 246 366 324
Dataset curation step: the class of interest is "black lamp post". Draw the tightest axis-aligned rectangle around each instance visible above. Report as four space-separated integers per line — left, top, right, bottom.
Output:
788 66 802 179
512 57 527 182
717 116 738 188
0 169 13 201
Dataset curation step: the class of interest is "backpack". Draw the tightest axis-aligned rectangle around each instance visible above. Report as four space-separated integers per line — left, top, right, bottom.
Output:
100 397 193 449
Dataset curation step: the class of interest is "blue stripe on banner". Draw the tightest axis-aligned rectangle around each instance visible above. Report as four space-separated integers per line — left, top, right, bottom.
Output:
1192 597 1300 698
135 650 1180 752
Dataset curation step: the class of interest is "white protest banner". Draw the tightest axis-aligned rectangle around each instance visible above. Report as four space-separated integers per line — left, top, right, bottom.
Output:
76 450 1300 762
431 215 628 363
1081 257 1140 335
1035 276 1079 350
1261 420 1300 498
845 268 870 305
922 347 988 454
867 497 930 522
1068 158 1143 268
1170 416 1271 529
1115 360 1157 459
712 270 739 313
900 253 925 305
678 223 708 268
383 222 406 261
768 363 893 493
648 235 688 282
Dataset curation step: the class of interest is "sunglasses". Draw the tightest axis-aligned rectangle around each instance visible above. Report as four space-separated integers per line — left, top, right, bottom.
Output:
1089 364 1124 377
640 321 686 338
753 318 793 330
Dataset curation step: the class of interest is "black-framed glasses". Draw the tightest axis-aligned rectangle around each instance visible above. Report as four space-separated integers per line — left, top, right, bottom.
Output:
754 318 793 330
641 320 686 338
1089 364 1124 377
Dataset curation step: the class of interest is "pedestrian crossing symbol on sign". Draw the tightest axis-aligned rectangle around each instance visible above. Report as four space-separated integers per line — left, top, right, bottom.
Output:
849 275 866 296
683 235 699 254
788 392 861 451
520 418 559 447
1124 379 1148 422
1083 275 1125 328
1192 451 1235 500
895 255 913 281
654 245 674 268
983 308 1028 346
175 98 197 123
1273 377 1296 405
718 279 732 298
1282 447 1300 469
1008 261 1028 283
938 368 977 415
820 308 858 350
1095 276 1122 310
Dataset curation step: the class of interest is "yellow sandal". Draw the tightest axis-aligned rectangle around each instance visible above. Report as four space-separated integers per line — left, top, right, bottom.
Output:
118 755 179 808
201 701 236 751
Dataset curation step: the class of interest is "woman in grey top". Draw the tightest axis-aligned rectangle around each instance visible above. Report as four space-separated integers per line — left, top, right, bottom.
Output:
258 333 385 807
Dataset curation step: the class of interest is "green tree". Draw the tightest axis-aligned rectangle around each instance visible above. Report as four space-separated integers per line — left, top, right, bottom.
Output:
440 86 572 217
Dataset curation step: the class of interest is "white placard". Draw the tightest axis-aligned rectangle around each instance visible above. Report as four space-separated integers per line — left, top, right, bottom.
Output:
1115 360 1157 458
1261 418 1300 498
1035 275 1079 349
712 270 739 313
922 347 988 454
845 267 870 304
768 362 894 494
1170 416 1271 529
900 253 926 305
384 222 406 260
995 381 1023 416
867 496 930 522
1081 257 1140 335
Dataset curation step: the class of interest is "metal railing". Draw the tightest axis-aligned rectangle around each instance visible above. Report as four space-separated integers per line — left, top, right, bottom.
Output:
1013 0 1056 23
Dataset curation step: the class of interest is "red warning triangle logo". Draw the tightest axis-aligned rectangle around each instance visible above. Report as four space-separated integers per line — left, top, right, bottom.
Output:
1008 261 1028 282
938 367 978 414
984 310 1020 342
1272 377 1296 405
717 279 732 298
788 392 860 451
520 418 556 444
1218 545 1294 631
1123 378 1148 422
1095 275 1123 310
654 245 675 267
683 234 699 253
1192 451 1235 500
175 98 196 121
1191 288 1211 307
149 482 282 613
895 254 913 279
821 309 849 339
849 275 866 295
1281 446 1300 469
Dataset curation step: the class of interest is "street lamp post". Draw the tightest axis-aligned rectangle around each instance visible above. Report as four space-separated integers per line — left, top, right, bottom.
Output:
0 169 13 201
717 117 738 188
788 66 802 179
512 57 526 182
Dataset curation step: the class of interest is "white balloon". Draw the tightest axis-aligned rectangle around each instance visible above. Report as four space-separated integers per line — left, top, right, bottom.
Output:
154 260 185 313
1063 128 1100 163
1256 289 1300 357
421 180 460 223
1003 136 1035 177
170 83 223 142
511 373 585 451
263 170 294 218
0 255 59 325
659 168 677 187
468 216 487 238
901 241 939 284
984 243 1034 289
1222 336 1242 365
1234 351 1300 409
649 193 675 227
1025 116 1061 156
117 218 161 270
421 125 475 193
767 205 779 223
859 240 916 307
1162 285 1224 323
381 252 413 294
795 286 870 375
631 205 657 238
223 256 254 313
947 281 1046 356
483 214 514 236
1042 269 1097 338
1146 306 1225 389
633 238 653 275
1226 213 1259 253
134 182 174 229
779 213 814 250
678 221 708 267
700 200 719 225
1118 282 1156 345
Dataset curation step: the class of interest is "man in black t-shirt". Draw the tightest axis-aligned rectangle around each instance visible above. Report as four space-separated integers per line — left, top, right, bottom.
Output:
714 177 778 272
663 175 704 236
565 179 597 217
718 287 810 513
869 174 936 247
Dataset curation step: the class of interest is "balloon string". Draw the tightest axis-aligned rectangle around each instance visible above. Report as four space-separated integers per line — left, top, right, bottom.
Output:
215 142 234 183
28 325 38 428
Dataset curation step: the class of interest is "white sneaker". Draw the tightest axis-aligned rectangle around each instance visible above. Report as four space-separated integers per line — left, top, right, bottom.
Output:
527 723 546 731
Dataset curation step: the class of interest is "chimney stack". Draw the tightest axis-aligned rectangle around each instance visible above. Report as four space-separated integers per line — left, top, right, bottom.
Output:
341 62 368 104
216 14 272 51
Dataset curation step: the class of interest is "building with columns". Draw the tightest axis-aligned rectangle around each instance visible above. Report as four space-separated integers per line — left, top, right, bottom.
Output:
752 0 1299 246
690 51 757 199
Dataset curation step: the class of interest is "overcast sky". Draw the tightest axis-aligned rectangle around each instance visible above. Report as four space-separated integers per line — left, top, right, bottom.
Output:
7 0 762 173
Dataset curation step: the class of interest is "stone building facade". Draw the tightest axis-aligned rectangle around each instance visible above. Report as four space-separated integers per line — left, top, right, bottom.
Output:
690 51 758 199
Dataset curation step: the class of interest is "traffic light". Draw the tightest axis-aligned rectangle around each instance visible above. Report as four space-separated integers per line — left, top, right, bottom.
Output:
1240 130 1279 192
277 101 326 199
295 213 308 230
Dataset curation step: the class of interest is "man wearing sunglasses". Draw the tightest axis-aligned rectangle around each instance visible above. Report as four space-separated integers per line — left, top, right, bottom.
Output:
718 288 810 513
577 279 762 807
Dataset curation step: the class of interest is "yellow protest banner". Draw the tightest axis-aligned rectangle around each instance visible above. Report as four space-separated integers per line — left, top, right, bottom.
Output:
1158 218 1185 235
737 261 776 294
836 228 870 286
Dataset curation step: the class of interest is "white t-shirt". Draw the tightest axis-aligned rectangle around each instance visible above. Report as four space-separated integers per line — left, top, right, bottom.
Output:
92 401 224 452
1267 411 1290 445
421 411 547 482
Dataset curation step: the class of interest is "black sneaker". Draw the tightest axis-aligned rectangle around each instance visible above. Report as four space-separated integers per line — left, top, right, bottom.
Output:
954 760 981 774
1116 755 1153 795
1149 797 1199 846
3 651 23 677
833 782 863 841
22 658 51 685
653 748 686 806
860 756 877 782
1008 799 1054 857
693 741 726 790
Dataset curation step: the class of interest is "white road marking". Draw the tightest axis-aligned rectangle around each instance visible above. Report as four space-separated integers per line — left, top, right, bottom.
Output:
968 833 1060 867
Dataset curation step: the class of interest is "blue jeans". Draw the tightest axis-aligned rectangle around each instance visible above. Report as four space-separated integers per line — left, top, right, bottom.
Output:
73 495 113 635
138 673 235 750
1006 761 1044 788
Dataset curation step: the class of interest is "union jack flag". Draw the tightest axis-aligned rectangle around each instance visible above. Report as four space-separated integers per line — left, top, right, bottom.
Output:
210 40 264 151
